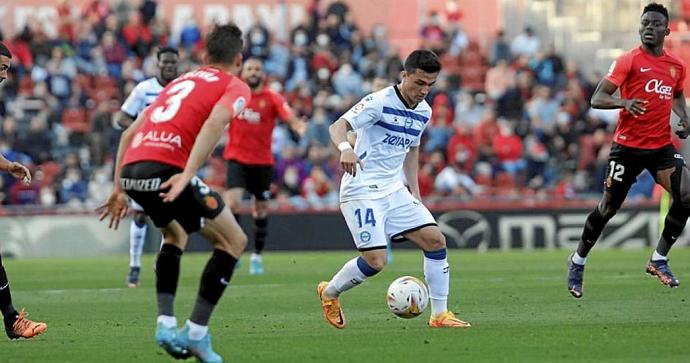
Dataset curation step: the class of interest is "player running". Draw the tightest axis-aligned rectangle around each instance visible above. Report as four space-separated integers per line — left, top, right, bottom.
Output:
114 47 179 288
568 2 690 298
317 49 470 329
222 57 306 275
99 24 251 363
0 41 47 340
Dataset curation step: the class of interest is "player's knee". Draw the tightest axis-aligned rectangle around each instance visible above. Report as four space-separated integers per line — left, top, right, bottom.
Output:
597 203 618 219
425 232 446 251
234 230 248 251
679 189 690 209
133 212 147 227
362 252 387 271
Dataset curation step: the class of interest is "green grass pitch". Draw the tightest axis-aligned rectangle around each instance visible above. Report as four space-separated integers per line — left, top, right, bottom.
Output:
1 248 689 362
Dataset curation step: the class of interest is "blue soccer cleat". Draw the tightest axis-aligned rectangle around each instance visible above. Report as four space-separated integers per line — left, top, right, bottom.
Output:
249 253 264 275
127 266 141 288
646 259 680 288
155 323 191 360
176 325 223 363
567 253 585 298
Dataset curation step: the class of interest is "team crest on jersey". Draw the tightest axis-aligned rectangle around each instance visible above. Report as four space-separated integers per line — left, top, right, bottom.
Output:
233 97 247 116
259 100 266 108
670 66 677 79
404 119 414 128
360 231 371 242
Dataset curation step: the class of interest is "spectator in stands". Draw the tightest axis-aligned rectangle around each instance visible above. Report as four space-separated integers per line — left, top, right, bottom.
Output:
332 62 363 97
489 30 511 66
434 157 478 197
421 11 446 55
300 106 331 150
485 59 516 100
510 26 541 59
245 22 271 60
301 165 337 209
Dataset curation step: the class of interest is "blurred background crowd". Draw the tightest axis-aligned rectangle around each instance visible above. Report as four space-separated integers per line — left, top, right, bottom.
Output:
0 0 687 210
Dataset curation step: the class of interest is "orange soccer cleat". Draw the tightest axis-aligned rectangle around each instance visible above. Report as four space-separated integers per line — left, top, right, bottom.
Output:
428 311 471 328
6 309 47 339
317 281 346 329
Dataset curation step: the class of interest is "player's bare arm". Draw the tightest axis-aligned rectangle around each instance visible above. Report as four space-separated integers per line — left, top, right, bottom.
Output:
329 118 363 177
591 78 648 117
287 114 308 137
98 111 148 229
159 103 232 203
672 91 690 139
403 146 421 200
0 154 31 185
113 111 136 129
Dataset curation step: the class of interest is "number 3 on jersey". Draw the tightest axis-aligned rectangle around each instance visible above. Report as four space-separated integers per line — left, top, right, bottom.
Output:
354 208 376 228
151 80 196 123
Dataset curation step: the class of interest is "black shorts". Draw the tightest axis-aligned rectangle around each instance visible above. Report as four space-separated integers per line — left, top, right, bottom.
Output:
605 142 685 196
121 161 225 233
225 159 273 201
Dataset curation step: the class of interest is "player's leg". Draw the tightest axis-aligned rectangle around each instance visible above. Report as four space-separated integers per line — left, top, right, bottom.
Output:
318 199 387 329
247 165 272 274
648 157 690 287
177 180 245 362
154 221 191 358
0 255 46 339
127 200 148 288
387 189 469 328
568 147 640 297
223 159 248 224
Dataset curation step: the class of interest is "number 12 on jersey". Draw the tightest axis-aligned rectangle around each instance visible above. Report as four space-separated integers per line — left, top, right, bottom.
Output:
354 208 376 228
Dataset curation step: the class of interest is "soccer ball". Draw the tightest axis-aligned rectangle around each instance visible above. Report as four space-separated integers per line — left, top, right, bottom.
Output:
386 276 429 319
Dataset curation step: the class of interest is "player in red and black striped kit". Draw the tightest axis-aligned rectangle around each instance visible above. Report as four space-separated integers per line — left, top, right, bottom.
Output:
568 3 690 298
0 41 47 340
99 24 251 362
222 57 306 275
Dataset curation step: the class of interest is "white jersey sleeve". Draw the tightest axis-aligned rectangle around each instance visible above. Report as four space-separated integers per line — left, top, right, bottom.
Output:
120 82 147 117
341 94 383 130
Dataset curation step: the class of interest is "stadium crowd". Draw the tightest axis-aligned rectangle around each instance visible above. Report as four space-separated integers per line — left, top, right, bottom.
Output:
0 0 669 209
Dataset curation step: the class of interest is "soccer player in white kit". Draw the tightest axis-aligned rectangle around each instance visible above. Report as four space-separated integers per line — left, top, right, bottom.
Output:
114 47 179 287
317 50 471 328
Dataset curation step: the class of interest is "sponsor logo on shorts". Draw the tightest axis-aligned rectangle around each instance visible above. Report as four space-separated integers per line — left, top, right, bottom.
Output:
121 177 162 191
360 231 371 242
262 190 272 200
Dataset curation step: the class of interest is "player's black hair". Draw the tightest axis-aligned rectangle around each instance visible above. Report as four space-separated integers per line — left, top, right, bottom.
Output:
404 49 441 74
206 24 244 64
0 42 12 59
642 3 669 22
157 47 179 60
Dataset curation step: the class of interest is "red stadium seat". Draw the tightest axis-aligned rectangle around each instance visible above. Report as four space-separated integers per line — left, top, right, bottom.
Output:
61 107 91 133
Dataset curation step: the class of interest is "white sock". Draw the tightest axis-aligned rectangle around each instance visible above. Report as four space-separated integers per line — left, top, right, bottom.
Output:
571 252 587 265
652 250 668 261
424 250 449 316
130 222 147 268
187 320 208 341
250 252 262 262
325 257 372 298
157 315 177 328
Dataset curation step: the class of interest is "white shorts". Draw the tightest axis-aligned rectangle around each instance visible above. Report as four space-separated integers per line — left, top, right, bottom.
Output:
129 198 145 213
340 188 437 251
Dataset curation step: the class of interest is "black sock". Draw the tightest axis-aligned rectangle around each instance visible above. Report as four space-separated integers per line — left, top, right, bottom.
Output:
156 244 183 317
254 217 268 254
577 208 612 257
0 256 18 327
190 249 237 325
656 202 689 257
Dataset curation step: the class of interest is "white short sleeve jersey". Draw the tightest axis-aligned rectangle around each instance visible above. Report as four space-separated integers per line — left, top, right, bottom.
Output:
120 77 165 118
339 85 432 202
